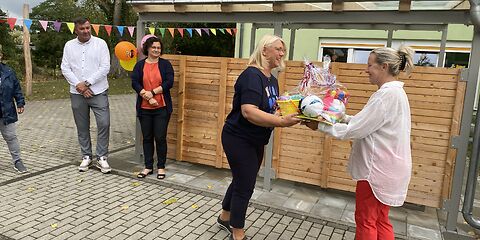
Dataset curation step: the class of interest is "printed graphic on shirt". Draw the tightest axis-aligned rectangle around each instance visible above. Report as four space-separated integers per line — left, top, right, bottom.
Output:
266 85 278 114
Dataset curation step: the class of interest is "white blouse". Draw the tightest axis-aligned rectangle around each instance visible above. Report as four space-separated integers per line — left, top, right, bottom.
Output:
318 81 412 206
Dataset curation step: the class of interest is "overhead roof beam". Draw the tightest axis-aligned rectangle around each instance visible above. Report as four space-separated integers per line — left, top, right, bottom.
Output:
399 0 412 12
128 0 458 4
332 0 344 12
254 23 448 31
139 10 471 25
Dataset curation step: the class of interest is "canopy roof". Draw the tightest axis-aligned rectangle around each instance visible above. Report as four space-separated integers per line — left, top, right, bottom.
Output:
128 0 469 13
127 0 472 25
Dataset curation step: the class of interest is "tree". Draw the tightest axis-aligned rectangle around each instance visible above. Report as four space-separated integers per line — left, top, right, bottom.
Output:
0 8 24 79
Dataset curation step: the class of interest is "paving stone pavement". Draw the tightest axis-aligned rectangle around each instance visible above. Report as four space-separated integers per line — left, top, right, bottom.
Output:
0 94 360 240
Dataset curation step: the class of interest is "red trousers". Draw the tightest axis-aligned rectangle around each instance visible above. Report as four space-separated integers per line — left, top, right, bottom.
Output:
355 180 394 240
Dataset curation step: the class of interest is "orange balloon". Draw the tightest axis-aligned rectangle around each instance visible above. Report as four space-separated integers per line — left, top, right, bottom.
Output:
115 41 137 61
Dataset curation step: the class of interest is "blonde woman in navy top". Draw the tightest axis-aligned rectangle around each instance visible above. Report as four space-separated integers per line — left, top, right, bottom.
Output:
216 34 301 240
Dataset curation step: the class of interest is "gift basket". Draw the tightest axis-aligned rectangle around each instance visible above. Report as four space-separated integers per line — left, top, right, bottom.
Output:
277 55 350 124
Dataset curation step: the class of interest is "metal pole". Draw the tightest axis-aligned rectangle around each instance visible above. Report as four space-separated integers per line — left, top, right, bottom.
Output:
250 23 257 56
443 25 480 238
135 19 146 163
289 28 296 60
438 26 448 67
238 23 245 58
262 23 284 191
386 29 393 47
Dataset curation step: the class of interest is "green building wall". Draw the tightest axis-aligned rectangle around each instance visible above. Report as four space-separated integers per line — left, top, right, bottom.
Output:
235 23 473 61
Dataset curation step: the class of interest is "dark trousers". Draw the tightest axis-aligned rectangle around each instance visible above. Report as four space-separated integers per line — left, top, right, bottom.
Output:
221 129 264 229
139 107 170 169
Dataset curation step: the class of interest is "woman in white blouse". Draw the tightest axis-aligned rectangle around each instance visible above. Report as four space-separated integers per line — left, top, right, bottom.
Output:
305 46 414 240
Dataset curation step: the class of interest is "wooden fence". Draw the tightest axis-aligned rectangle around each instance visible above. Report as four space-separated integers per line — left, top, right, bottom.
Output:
162 54 464 208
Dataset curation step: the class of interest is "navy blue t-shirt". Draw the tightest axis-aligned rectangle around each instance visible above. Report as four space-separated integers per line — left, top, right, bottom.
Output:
223 66 279 145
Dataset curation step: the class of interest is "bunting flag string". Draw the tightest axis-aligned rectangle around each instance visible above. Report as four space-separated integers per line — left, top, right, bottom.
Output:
39 20 48 31
23 19 32 31
127 26 135 37
117 26 124 37
53 21 61 32
0 16 235 39
168 28 175 37
104 25 112 36
91 24 100 36
66 22 75 34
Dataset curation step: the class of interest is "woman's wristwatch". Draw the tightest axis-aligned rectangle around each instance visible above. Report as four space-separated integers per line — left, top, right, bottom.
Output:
151 90 155 96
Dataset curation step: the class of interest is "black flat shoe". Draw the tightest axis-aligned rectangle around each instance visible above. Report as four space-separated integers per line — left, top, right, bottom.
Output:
217 216 232 233
157 173 166 179
137 170 153 178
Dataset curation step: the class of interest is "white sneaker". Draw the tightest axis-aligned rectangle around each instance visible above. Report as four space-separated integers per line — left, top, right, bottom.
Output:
79 156 91 172
96 156 111 174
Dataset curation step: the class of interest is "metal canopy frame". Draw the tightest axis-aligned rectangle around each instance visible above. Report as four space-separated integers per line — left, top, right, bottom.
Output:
131 1 479 239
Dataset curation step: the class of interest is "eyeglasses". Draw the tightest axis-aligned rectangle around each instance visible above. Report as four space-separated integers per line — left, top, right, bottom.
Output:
150 46 162 50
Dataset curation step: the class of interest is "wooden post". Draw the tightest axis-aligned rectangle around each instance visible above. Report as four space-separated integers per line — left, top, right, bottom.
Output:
215 58 228 168
23 4 32 96
175 56 186 161
443 70 466 199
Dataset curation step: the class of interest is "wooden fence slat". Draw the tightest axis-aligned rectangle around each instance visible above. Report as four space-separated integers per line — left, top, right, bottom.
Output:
175 56 186 161
215 59 228 168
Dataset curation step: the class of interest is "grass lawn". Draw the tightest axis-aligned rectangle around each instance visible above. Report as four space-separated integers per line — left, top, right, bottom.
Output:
23 77 134 101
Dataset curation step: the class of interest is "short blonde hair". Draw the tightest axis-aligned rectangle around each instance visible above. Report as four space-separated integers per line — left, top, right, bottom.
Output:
371 45 415 76
248 34 286 71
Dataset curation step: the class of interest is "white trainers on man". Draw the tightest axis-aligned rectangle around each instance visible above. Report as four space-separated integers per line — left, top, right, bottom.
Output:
96 156 111 174
78 156 91 172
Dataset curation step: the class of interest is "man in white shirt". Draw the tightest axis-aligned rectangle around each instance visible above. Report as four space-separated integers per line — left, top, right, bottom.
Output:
61 17 111 174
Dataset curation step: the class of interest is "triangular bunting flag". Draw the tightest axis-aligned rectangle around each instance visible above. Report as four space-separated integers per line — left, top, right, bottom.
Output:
210 28 216 36
66 22 75 34
23 19 32 31
92 24 100 35
104 25 112 36
233 28 237 35
127 26 135 37
178 28 184 38
186 28 193 38
168 28 175 37
7 18 16 30
149 27 155 35
219 28 225 34
39 20 48 31
117 26 124 36
226 28 232 35
202 28 210 36
53 21 62 32
195 28 202 36
159 28 165 37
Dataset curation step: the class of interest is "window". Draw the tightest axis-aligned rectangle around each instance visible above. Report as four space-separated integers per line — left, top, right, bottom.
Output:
323 48 348 63
413 52 438 67
444 52 469 68
352 49 372 64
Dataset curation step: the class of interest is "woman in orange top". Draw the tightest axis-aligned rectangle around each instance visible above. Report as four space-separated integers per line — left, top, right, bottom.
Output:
131 37 174 179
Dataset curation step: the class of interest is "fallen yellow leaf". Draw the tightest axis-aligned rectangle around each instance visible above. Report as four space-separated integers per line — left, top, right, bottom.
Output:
191 204 198 209
51 223 58 229
132 182 140 187
163 198 178 205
